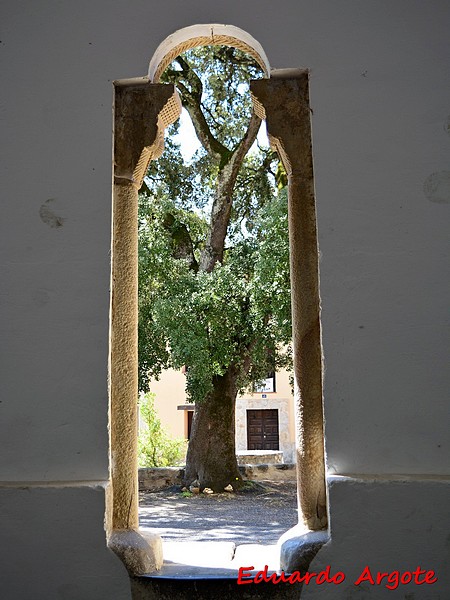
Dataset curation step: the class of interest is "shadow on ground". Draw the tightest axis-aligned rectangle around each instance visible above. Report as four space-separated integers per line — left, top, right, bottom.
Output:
139 480 298 544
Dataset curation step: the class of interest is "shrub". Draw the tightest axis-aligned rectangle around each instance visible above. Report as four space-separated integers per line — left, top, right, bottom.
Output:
138 392 187 467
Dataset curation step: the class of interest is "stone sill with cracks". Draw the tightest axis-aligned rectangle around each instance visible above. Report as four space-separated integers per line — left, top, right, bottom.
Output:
128 530 329 599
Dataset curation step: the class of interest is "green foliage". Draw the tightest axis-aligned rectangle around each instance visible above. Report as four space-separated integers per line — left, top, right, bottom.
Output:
252 189 291 341
144 133 208 213
230 146 279 240
138 392 187 467
138 192 291 403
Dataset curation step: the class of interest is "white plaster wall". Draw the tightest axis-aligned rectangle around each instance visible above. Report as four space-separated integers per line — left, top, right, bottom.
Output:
1 1 449 598
0 485 131 599
302 477 450 598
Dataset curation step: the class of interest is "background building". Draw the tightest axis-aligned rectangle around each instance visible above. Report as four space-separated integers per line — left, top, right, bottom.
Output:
150 368 296 462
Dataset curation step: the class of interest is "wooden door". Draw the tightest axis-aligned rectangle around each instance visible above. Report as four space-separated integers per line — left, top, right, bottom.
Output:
246 409 279 450
187 410 194 440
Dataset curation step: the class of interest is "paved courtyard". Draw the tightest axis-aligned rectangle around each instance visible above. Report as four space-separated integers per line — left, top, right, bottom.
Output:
139 480 298 544
139 480 298 575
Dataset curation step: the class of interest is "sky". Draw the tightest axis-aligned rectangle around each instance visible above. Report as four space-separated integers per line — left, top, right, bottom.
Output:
173 108 270 161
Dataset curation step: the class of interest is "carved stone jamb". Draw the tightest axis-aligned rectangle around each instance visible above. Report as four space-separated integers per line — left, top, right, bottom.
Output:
108 80 181 574
251 71 328 538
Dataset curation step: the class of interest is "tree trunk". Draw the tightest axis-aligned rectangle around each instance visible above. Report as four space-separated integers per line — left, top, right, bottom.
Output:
162 56 262 491
184 368 242 492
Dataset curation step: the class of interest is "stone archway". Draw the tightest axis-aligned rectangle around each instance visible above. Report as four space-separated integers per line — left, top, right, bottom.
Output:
108 26 328 576
148 24 270 83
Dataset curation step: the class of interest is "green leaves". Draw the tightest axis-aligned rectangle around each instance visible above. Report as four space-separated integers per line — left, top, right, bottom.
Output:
252 189 292 342
138 193 292 403
138 392 187 467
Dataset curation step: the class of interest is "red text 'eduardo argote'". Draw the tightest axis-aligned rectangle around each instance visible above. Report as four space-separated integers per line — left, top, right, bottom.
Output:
237 564 438 591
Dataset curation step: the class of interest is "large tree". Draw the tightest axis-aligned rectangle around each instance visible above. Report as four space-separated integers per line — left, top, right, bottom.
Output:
138 46 291 491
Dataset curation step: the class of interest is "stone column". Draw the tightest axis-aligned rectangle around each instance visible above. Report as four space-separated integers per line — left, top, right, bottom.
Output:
251 71 327 533
108 80 180 573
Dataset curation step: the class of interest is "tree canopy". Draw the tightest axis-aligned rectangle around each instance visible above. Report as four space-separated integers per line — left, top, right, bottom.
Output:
138 188 291 403
137 45 291 490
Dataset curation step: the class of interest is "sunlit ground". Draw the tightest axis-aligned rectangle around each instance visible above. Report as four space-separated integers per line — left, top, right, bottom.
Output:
139 481 298 544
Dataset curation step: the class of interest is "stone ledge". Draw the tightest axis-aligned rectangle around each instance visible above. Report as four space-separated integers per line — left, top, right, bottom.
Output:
139 463 296 491
139 467 185 492
237 450 283 465
239 463 296 481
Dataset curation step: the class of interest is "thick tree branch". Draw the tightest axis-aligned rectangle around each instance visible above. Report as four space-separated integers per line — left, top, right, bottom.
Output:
199 111 262 273
167 57 229 161
166 54 263 275
230 111 262 171
183 97 229 161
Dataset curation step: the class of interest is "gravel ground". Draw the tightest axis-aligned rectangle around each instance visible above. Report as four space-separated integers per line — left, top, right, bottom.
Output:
139 480 298 544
